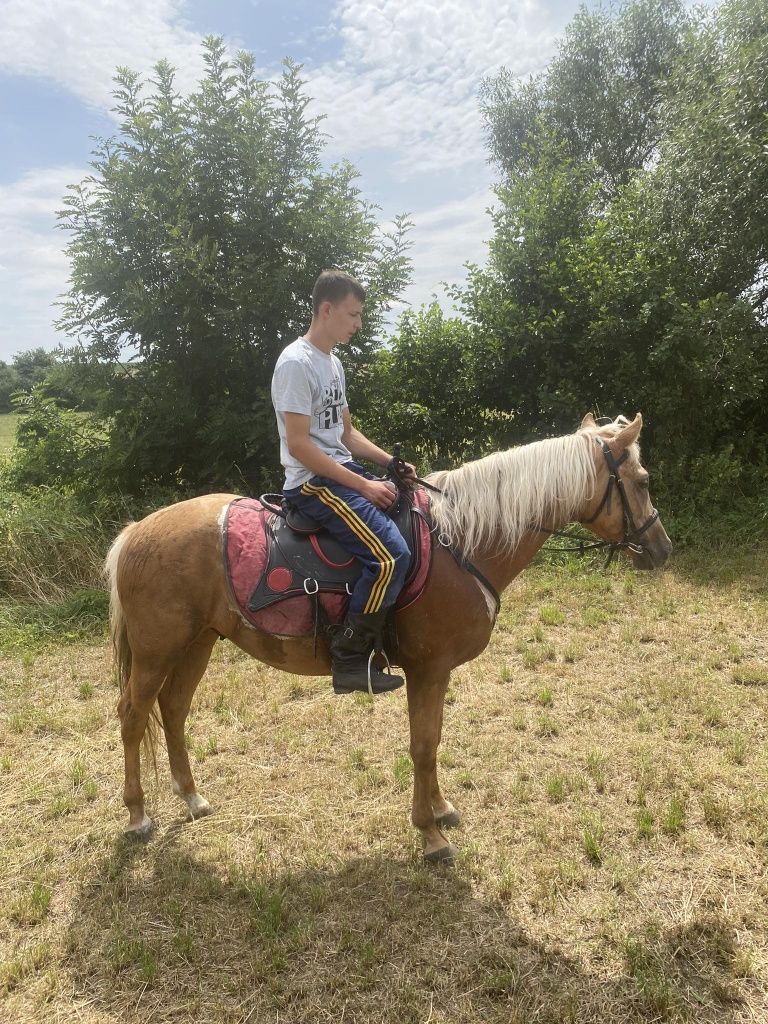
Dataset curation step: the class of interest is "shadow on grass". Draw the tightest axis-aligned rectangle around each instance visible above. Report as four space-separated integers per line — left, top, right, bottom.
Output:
63 828 743 1024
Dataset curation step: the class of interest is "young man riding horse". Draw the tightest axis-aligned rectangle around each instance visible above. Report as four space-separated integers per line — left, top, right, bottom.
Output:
271 270 417 696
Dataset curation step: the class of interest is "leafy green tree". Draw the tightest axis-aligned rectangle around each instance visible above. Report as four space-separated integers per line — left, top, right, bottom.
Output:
481 0 692 199
11 348 59 391
444 0 768 521
358 304 514 471
56 37 410 497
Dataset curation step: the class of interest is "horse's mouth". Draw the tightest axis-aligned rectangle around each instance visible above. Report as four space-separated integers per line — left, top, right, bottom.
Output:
630 543 672 571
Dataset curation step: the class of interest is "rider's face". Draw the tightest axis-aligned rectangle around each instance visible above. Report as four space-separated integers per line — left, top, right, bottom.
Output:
323 294 363 343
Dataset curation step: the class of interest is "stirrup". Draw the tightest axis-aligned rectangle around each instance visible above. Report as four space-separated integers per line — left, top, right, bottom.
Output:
366 647 394 697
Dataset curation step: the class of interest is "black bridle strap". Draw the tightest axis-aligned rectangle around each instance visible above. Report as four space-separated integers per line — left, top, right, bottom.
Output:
437 537 501 620
541 438 658 563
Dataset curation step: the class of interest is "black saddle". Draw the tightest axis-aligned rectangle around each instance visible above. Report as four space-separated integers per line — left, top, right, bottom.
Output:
246 492 422 615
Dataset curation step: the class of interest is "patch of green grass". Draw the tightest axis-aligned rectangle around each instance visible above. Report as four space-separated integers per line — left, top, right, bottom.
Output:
0 942 50 995
0 589 109 652
636 808 654 840
731 664 768 687
539 605 564 625
536 713 560 737
545 772 567 803
661 795 686 836
585 750 608 793
726 732 748 765
581 814 605 865
392 753 412 789
0 412 20 454
10 881 52 925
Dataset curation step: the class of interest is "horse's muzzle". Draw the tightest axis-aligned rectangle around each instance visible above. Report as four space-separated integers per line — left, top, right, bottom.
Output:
629 525 673 570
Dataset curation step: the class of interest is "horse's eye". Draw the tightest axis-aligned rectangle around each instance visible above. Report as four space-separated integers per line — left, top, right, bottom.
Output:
638 478 649 489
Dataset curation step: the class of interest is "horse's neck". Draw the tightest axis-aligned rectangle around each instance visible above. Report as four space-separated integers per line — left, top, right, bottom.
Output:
468 528 551 597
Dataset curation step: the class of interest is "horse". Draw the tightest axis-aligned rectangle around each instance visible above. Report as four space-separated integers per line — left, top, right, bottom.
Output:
106 412 671 864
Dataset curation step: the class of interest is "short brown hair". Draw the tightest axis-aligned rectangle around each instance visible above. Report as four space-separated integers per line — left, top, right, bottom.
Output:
312 270 365 314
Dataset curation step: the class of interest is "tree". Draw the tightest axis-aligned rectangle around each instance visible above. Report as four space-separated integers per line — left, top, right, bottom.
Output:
453 0 768 519
481 0 692 200
56 38 411 497
0 362 18 413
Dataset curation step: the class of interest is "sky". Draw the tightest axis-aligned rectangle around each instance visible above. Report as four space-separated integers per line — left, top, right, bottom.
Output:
0 0 589 362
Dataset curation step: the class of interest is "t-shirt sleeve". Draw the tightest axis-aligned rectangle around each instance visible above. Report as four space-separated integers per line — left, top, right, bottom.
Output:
273 359 313 415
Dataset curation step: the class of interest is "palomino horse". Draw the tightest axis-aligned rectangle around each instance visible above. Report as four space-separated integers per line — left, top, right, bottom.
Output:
107 413 671 864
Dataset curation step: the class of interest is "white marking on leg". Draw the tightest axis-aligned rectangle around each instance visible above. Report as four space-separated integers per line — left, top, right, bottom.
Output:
185 793 211 818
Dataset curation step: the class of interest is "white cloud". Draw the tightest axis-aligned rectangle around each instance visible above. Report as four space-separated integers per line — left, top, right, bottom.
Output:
392 185 496 316
307 0 557 174
0 167 85 358
0 0 206 110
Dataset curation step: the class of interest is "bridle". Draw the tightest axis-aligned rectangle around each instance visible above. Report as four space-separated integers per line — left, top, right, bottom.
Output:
545 436 659 566
391 435 659 571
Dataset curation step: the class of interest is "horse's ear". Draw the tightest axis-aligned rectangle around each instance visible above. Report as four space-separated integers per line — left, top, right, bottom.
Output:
609 413 643 453
580 412 597 430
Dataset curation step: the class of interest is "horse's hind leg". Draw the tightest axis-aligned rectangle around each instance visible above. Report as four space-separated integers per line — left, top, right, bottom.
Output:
157 631 218 821
118 657 172 841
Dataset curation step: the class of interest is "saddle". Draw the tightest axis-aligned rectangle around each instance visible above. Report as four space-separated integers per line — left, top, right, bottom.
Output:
222 490 433 640
246 492 423 614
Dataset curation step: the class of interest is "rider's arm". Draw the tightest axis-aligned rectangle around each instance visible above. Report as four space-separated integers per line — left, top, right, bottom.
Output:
283 413 395 509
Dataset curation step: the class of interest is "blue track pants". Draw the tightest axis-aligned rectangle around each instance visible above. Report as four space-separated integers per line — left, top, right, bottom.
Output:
284 462 410 614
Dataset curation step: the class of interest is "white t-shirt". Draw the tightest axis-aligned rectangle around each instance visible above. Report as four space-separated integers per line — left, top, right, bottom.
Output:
271 337 352 489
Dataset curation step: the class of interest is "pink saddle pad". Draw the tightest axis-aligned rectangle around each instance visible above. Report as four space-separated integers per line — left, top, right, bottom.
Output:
223 490 433 637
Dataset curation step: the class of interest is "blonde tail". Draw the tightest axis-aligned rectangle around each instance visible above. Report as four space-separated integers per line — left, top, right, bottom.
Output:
105 525 160 772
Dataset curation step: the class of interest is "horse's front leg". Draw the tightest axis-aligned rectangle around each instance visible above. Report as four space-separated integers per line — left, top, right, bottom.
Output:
406 666 459 865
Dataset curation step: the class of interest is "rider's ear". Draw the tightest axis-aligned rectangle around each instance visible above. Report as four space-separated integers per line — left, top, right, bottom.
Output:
580 412 597 430
608 413 643 453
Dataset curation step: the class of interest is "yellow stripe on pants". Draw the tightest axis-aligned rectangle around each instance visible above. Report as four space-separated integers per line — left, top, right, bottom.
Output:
300 482 395 613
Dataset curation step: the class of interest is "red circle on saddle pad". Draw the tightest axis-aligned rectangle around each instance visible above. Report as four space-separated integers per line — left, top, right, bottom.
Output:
267 567 293 592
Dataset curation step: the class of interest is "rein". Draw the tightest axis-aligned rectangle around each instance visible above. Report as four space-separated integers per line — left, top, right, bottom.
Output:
389 435 659 578
388 447 501 618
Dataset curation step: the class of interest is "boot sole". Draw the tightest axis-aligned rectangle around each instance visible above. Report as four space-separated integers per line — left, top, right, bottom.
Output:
333 678 405 695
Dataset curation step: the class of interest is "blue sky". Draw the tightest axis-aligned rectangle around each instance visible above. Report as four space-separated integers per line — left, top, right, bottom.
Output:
0 0 592 362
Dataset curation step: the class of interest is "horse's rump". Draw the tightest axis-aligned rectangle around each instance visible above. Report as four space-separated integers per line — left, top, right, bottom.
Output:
223 490 433 637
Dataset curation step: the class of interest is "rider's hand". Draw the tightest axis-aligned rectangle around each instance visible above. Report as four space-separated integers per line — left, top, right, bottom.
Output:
363 479 398 510
387 456 417 489
398 462 417 488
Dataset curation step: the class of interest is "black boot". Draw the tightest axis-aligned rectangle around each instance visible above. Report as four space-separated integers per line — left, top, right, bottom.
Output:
330 611 404 695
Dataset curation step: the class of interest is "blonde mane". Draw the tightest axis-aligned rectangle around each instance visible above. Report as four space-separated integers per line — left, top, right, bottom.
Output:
425 418 638 559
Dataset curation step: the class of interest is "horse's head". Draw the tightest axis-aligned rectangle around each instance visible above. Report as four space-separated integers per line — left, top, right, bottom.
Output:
578 412 672 570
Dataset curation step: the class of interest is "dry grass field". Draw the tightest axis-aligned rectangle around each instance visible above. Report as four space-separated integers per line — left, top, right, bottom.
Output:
1 547 768 1023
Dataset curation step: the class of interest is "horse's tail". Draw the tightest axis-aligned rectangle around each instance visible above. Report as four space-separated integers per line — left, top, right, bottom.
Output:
105 526 134 696
105 524 161 771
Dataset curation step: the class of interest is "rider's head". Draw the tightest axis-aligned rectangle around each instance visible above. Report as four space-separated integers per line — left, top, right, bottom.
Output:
311 270 365 344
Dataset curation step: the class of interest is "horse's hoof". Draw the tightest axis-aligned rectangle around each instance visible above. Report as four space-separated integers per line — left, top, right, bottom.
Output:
424 844 458 867
435 808 461 829
124 816 154 843
186 794 212 821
